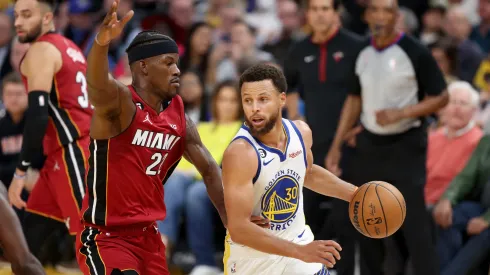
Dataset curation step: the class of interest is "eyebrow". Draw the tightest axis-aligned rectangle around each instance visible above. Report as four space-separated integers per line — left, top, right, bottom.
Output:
164 55 177 62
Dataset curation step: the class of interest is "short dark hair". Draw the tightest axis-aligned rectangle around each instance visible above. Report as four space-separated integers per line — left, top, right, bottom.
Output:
126 30 176 54
428 37 459 76
1 71 23 97
232 19 257 36
306 0 341 11
2 72 22 88
239 63 287 94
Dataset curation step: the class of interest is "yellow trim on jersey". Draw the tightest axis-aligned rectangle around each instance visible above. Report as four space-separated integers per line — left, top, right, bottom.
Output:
223 233 231 275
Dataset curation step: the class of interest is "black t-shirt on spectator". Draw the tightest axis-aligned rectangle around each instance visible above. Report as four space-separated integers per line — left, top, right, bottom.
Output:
0 109 44 187
284 28 364 145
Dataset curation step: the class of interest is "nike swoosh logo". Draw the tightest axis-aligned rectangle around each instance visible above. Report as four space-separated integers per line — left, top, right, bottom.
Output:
21 161 30 166
263 158 274 166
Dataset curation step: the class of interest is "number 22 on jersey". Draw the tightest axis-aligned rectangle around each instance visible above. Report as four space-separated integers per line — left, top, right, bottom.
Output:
146 152 169 175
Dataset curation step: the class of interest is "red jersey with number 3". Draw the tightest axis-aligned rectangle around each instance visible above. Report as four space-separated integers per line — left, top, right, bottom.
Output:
81 86 186 227
20 32 92 155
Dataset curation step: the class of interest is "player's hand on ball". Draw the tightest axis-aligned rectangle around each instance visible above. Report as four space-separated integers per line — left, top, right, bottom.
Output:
433 199 453 229
296 240 342 268
96 0 134 46
250 216 270 229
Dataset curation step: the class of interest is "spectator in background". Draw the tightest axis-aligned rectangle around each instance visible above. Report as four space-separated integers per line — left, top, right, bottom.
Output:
0 72 43 219
210 4 242 44
284 1 363 274
0 12 13 79
429 37 459 84
470 0 490 53
425 81 483 208
180 22 213 87
447 0 480 26
9 36 30 74
141 0 194 50
433 135 490 275
158 81 242 275
53 1 69 35
396 7 419 34
213 19 274 84
194 0 240 28
262 0 306 67
328 0 448 274
180 70 210 123
419 3 446 46
444 6 485 84
242 0 282 47
63 0 100 50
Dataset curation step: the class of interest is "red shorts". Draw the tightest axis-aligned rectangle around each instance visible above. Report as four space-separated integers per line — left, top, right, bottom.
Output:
26 137 89 235
76 223 169 275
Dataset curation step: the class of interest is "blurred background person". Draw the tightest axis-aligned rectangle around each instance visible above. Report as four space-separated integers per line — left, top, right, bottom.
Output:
429 37 460 84
179 69 210 124
443 5 484 84
433 133 490 275
0 72 44 220
0 12 14 78
425 81 483 209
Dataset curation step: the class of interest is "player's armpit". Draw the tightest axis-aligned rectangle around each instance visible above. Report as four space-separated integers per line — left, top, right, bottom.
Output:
21 42 61 93
0 184 45 275
222 140 299 258
183 115 227 226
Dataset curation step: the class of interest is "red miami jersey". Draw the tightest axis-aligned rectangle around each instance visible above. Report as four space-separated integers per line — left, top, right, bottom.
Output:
81 86 186 227
20 32 92 155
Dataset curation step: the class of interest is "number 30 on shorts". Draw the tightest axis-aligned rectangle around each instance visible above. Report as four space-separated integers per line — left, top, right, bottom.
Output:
146 152 168 175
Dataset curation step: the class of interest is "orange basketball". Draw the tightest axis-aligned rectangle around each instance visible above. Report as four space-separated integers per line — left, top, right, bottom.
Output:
348 181 406 239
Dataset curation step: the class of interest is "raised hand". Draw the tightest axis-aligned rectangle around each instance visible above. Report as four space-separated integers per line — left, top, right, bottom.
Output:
96 0 134 46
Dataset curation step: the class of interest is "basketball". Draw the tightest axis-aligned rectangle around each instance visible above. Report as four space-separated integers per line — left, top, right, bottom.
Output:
349 181 406 239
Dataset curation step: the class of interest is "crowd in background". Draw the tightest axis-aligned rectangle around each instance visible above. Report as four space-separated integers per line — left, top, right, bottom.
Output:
0 0 490 275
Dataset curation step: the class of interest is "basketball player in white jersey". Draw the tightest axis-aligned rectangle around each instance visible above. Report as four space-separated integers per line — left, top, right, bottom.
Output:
221 64 359 275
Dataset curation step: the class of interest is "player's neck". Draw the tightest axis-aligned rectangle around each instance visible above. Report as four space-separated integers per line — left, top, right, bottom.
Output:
311 24 339 44
39 25 55 39
255 120 286 151
10 112 24 124
373 31 400 48
132 84 168 113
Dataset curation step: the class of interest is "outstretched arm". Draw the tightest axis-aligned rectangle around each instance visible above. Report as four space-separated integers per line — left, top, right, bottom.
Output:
0 184 45 275
183 116 227 226
223 139 340 267
294 120 358 202
87 0 133 118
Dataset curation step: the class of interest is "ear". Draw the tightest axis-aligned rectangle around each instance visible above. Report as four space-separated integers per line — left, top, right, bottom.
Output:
43 11 54 26
279 92 286 108
139 60 148 75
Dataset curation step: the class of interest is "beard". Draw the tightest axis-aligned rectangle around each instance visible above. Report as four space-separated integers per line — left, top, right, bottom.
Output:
18 22 43 43
245 111 279 136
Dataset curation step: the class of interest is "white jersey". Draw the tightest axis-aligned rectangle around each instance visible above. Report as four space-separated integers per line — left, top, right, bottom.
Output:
224 119 325 275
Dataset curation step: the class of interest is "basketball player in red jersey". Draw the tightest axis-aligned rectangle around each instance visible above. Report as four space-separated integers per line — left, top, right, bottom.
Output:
8 0 92 262
76 1 228 274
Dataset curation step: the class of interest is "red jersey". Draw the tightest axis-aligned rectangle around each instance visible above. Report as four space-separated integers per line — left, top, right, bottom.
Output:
20 32 92 155
81 86 186 227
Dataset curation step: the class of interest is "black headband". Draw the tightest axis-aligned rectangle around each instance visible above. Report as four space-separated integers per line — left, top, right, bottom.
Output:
127 40 179 64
